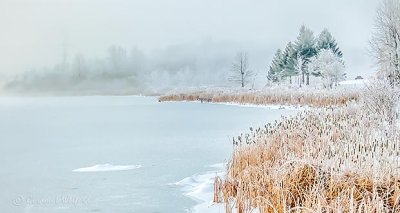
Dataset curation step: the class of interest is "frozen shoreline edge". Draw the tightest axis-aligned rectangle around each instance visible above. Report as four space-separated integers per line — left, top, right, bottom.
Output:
175 164 226 213
172 101 304 212
161 100 308 110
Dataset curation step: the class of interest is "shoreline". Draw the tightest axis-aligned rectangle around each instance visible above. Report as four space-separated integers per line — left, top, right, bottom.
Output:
160 99 308 110
162 84 400 212
214 95 400 212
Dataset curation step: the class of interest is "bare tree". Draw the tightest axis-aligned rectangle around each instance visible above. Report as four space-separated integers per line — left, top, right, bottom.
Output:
362 79 400 123
229 52 253 88
370 0 400 85
72 53 87 80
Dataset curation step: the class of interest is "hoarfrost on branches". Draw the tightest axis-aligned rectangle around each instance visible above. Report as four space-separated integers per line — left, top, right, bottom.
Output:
229 52 254 88
308 49 345 89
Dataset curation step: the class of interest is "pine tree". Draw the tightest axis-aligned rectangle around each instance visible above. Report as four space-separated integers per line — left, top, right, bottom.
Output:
294 25 317 85
267 49 284 82
317 29 343 58
282 42 298 84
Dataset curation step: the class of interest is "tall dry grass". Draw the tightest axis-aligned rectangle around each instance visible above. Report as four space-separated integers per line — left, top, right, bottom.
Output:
214 104 400 213
159 88 359 107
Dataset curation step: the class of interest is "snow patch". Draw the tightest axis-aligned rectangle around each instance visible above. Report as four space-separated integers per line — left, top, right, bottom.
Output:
339 79 369 86
175 164 226 213
72 164 142 172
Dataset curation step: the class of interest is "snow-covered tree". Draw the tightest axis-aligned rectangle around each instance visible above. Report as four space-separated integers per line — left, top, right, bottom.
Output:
308 49 345 88
294 25 317 85
268 43 299 84
267 49 285 83
229 51 253 87
370 0 400 85
317 29 343 59
267 26 345 87
282 42 298 84
363 79 400 122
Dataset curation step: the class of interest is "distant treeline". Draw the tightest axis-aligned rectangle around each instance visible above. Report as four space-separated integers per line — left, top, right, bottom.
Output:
4 26 347 95
4 42 239 94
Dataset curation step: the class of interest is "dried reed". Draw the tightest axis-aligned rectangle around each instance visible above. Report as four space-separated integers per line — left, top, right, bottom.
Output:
159 88 359 107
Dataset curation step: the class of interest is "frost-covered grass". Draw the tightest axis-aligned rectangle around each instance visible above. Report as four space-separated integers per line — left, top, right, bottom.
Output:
214 96 400 212
159 86 360 107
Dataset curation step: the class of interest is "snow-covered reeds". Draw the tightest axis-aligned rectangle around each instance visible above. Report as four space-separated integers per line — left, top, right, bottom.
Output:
215 94 400 212
159 87 359 107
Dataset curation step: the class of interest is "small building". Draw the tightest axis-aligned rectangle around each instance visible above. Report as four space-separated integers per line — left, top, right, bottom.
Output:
355 76 363 80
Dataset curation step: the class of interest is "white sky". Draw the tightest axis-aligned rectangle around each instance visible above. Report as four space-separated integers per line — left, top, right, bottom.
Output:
0 0 380 78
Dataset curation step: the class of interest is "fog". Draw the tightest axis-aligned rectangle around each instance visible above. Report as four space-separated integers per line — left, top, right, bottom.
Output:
0 0 381 94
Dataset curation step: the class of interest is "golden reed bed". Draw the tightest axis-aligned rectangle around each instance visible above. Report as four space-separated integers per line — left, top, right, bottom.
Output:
158 89 359 107
214 105 400 213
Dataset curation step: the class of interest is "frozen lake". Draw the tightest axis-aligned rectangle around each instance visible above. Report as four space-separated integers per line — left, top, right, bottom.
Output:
0 96 296 213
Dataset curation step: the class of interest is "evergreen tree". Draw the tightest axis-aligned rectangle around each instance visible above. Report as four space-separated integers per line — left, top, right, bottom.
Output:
317 29 343 58
294 25 317 85
282 42 298 84
267 49 284 82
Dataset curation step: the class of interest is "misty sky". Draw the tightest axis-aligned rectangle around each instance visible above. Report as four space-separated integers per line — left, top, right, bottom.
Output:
0 0 380 78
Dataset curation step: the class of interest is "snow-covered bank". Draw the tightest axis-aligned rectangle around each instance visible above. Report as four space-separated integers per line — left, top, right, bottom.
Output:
162 99 307 110
175 164 226 213
72 164 142 172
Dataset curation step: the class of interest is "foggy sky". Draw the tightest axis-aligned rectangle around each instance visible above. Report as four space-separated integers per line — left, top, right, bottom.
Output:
0 0 381 78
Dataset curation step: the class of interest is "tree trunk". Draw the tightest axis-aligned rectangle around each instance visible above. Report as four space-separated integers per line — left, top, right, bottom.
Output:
392 28 399 84
299 75 302 88
306 73 310 85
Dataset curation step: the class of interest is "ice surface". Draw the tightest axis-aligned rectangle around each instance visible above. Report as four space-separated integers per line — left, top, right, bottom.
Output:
0 96 296 212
